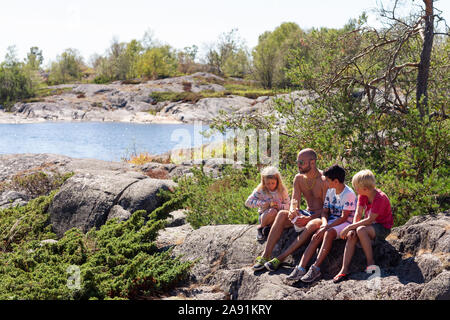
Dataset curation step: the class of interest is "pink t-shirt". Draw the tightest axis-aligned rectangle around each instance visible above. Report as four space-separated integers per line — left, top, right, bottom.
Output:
358 189 393 229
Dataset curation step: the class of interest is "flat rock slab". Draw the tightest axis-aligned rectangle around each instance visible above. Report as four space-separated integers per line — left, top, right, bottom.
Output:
172 213 450 300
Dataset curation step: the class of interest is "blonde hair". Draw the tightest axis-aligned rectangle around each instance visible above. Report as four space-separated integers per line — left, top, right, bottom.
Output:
352 169 376 190
257 166 289 199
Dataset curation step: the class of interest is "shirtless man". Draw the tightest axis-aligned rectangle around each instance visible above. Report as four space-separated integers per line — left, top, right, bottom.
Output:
252 148 329 271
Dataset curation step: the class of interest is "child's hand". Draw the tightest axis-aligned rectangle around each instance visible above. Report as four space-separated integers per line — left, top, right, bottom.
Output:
295 215 310 226
340 226 353 240
288 209 298 220
271 201 281 210
262 202 271 210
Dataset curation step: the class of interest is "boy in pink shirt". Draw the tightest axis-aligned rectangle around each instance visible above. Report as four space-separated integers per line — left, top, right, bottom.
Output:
333 169 393 283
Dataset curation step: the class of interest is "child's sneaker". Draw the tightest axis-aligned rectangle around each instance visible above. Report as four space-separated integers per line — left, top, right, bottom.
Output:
286 266 306 281
256 227 265 241
262 226 271 238
301 265 321 283
264 257 281 271
252 256 268 271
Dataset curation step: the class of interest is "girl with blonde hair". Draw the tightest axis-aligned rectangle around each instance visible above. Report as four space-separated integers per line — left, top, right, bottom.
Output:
245 166 290 241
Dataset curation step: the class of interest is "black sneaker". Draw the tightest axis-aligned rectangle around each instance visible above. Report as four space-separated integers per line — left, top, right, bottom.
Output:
256 227 265 241
262 226 271 237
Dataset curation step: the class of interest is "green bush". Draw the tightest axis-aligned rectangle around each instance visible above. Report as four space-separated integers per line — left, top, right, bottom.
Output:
164 165 260 229
92 75 112 84
149 81 279 105
0 193 193 300
10 171 74 198
0 192 57 252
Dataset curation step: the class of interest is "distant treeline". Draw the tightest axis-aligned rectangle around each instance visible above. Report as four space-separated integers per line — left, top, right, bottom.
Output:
0 22 327 88
0 2 448 110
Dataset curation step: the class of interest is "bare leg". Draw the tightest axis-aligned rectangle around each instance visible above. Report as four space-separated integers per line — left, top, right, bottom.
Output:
356 226 376 266
298 228 325 269
261 210 292 259
277 218 322 262
337 230 358 275
313 228 337 268
260 208 278 228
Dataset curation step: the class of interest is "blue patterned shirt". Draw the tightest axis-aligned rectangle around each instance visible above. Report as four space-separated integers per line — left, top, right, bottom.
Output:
323 185 357 223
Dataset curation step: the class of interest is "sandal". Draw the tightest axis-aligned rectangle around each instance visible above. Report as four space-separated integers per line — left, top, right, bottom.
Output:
333 273 348 283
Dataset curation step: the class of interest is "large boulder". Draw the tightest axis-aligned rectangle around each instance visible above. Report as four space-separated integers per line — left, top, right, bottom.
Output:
49 171 176 237
0 153 178 237
171 212 450 300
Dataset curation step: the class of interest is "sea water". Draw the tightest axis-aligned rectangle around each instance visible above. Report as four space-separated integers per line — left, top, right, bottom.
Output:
0 122 221 162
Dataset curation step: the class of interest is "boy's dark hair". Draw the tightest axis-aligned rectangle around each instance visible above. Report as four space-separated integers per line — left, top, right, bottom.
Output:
324 164 346 183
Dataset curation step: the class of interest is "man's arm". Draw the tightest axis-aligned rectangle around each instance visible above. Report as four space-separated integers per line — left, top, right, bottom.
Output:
289 175 302 219
291 174 302 206
312 176 329 220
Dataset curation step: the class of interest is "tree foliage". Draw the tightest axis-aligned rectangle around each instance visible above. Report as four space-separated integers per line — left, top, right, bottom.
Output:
25 47 44 71
48 48 85 85
211 0 449 226
252 22 304 88
135 45 178 79
205 29 252 78
0 46 37 110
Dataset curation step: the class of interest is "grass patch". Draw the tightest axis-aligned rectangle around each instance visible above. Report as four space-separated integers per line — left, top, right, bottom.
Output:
1 169 74 199
20 87 74 104
150 91 203 104
149 78 284 104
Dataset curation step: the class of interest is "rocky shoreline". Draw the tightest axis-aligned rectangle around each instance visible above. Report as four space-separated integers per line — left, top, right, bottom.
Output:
0 72 312 125
0 153 449 300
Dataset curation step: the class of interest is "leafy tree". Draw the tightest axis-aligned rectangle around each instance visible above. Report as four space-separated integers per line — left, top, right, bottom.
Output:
177 45 202 74
25 46 44 71
252 22 304 88
211 0 449 226
135 45 178 79
288 0 448 119
92 38 180 82
48 48 84 84
205 29 251 78
0 46 36 110
103 39 132 81
223 48 251 78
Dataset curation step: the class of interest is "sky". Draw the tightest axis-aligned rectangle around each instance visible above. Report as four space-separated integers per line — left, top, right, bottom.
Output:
1 0 449 66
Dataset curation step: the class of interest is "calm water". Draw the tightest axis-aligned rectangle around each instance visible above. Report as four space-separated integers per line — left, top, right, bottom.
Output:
0 122 222 161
